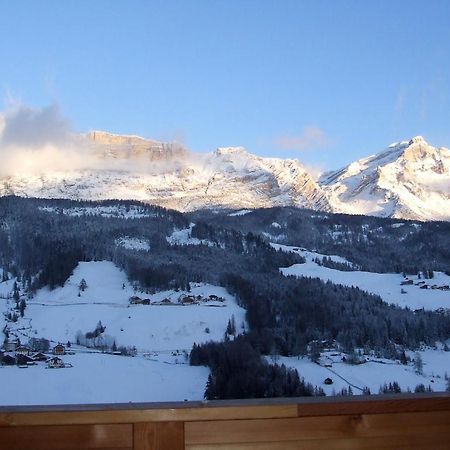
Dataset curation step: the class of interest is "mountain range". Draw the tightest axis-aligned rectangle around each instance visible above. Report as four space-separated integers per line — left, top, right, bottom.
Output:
1 131 448 221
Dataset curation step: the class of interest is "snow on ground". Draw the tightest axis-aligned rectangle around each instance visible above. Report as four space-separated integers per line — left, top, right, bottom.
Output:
166 223 215 246
25 262 246 352
30 261 134 305
0 261 244 405
262 232 286 242
274 244 450 311
0 276 15 333
275 346 450 396
0 352 209 405
115 236 150 251
272 243 354 265
0 276 15 298
228 209 252 216
39 205 154 219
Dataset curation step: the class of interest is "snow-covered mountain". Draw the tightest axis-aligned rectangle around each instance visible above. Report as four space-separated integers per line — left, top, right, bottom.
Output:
0 131 329 212
320 136 450 221
0 132 448 220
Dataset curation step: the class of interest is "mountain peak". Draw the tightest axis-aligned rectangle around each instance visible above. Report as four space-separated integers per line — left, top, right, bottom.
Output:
86 129 187 161
215 146 248 156
87 130 154 145
0 131 448 221
408 136 427 146
320 136 450 221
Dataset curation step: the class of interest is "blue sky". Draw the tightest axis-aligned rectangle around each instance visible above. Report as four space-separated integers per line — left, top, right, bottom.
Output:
0 0 449 169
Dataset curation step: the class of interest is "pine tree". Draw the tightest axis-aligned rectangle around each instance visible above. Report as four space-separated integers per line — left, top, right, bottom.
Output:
414 352 424 375
79 278 88 292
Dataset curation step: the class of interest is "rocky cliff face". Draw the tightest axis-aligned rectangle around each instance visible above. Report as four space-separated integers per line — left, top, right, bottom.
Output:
87 130 187 161
320 137 450 221
1 132 448 220
0 132 329 212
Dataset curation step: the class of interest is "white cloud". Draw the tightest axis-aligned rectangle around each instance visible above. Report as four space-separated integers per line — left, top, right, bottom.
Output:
275 125 334 152
0 103 192 177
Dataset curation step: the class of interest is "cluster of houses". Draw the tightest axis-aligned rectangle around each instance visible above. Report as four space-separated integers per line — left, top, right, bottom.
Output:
400 278 449 291
129 293 226 306
1 339 68 369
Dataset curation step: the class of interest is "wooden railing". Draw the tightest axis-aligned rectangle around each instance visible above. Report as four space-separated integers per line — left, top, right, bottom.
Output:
0 394 449 449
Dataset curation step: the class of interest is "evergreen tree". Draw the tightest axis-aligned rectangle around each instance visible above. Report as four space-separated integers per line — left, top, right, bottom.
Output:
414 352 424 375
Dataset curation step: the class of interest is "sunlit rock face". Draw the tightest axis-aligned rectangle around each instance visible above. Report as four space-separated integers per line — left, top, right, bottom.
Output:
1 131 449 220
0 131 329 212
320 137 450 221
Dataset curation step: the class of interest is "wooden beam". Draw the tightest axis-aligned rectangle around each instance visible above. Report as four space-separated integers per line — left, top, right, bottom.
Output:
185 411 450 444
134 422 183 450
0 424 133 449
0 403 299 426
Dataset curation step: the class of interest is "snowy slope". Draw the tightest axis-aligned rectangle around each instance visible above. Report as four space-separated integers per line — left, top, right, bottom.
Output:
1 131 448 220
320 136 450 221
0 132 329 212
0 261 246 405
25 261 246 352
276 346 450 396
274 244 450 311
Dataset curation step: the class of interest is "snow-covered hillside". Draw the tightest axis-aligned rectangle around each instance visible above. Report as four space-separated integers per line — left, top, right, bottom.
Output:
274 244 450 311
0 132 328 212
0 261 246 405
25 261 246 351
320 136 450 221
275 346 450 396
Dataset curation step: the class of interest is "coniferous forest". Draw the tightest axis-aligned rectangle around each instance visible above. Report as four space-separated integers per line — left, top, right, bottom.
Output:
1 196 449 399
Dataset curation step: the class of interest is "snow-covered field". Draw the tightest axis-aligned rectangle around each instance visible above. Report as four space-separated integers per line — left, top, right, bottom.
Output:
274 244 450 311
0 261 245 405
0 352 209 405
1 246 449 406
25 261 246 351
166 223 215 247
275 346 450 396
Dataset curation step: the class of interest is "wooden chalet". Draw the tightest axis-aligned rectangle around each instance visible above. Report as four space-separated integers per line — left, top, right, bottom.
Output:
180 295 196 305
3 338 19 352
160 298 173 305
1 353 16 365
52 344 66 355
15 345 30 356
129 296 143 305
16 354 34 366
31 352 48 362
47 357 64 369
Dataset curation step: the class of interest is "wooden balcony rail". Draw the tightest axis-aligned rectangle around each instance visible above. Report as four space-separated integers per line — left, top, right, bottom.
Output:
0 393 449 449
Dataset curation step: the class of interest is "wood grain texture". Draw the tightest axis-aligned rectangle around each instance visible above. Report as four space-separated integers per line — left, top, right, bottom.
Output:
297 395 450 416
185 411 450 444
185 433 450 450
0 404 298 426
0 424 132 450
1 394 449 427
0 395 449 450
134 422 183 450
